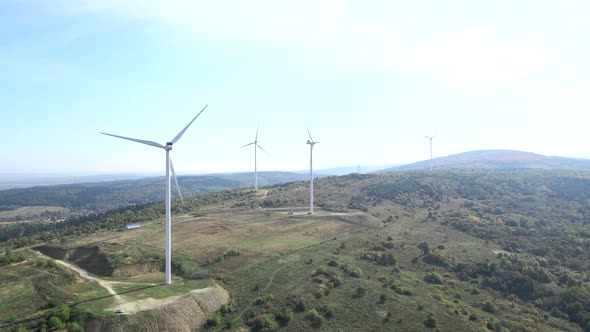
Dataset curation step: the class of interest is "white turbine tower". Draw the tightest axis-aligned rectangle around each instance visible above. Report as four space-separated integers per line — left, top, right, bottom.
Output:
101 104 207 285
425 135 437 171
306 127 319 214
240 125 268 190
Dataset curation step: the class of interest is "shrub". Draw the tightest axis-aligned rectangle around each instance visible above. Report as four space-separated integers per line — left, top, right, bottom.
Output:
319 304 335 318
67 322 84 332
341 262 362 277
306 309 325 328
354 287 367 298
254 294 274 307
393 286 413 296
330 274 343 287
295 297 311 312
418 241 431 255
422 253 449 267
12 324 27 332
220 304 234 314
482 300 496 313
206 313 222 327
53 304 70 322
424 272 444 285
275 307 293 325
424 316 438 328
252 313 279 331
313 288 324 299
48 316 65 330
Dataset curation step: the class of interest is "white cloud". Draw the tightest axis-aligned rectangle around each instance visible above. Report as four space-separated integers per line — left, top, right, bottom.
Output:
45 1 554 97
526 110 590 157
499 84 590 112
360 28 551 94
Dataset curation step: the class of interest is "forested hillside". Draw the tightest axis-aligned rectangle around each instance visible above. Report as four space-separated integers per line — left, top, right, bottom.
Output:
0 172 307 215
2 169 590 331
380 150 590 172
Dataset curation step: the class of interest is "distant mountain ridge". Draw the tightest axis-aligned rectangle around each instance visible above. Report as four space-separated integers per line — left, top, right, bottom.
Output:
303 164 401 176
0 171 308 212
379 150 590 172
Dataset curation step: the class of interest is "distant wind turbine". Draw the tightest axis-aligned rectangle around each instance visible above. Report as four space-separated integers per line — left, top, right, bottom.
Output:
240 125 268 190
425 135 437 171
101 104 208 285
306 127 319 214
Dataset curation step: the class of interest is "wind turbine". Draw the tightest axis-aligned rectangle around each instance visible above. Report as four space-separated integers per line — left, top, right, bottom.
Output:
240 125 268 190
101 104 207 285
306 127 319 214
425 135 437 171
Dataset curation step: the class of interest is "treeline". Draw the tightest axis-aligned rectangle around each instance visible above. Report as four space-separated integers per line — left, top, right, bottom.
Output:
0 202 165 247
0 172 308 213
0 187 264 248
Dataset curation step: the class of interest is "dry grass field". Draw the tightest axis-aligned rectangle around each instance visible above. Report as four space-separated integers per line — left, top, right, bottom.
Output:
0 206 69 222
69 209 368 269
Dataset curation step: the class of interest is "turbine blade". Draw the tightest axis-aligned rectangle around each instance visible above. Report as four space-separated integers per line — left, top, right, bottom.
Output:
257 144 269 155
255 124 259 142
240 142 255 148
170 159 184 205
171 104 208 144
100 132 164 149
306 126 314 142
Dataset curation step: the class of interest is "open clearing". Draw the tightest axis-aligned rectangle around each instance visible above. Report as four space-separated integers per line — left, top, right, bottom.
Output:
0 206 68 221
68 209 370 268
23 208 374 319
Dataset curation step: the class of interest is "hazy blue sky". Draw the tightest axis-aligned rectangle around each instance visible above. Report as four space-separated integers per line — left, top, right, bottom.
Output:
1 1 589 174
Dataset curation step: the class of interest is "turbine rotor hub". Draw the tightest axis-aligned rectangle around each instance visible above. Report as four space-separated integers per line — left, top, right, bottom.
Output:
165 142 173 150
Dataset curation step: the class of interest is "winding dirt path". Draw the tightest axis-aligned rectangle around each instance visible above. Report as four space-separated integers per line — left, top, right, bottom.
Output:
55 260 123 302
33 250 155 307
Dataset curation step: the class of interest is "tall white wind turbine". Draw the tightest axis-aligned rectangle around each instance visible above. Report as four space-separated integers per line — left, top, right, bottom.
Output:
240 125 268 190
101 104 207 285
425 135 437 171
306 127 319 214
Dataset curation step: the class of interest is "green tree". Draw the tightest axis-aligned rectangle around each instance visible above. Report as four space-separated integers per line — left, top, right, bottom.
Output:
252 314 278 331
48 316 65 330
53 304 70 322
67 322 84 332
274 307 293 326
418 241 431 255
306 309 325 328
424 272 444 285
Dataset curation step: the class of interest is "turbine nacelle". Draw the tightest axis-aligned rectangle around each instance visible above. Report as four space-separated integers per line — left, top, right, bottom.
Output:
165 142 173 151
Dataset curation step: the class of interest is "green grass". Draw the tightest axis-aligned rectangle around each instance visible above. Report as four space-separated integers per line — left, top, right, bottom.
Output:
0 266 46 321
111 279 211 300
4 170 589 331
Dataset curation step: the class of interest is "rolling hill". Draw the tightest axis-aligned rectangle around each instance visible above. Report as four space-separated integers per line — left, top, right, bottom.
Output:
378 150 590 173
2 169 590 331
0 171 308 215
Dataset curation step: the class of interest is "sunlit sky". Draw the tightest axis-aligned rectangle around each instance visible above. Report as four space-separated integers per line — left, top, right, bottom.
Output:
1 1 589 175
